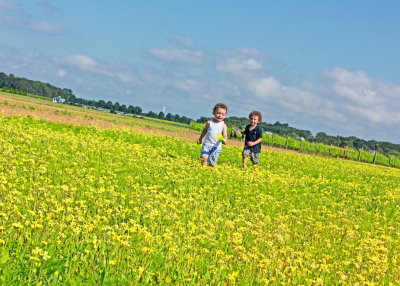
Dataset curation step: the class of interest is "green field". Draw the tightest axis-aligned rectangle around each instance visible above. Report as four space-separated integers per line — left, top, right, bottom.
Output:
1 111 400 284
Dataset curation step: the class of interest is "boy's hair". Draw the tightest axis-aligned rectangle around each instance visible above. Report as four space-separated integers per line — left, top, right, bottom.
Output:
213 103 228 113
249 111 262 122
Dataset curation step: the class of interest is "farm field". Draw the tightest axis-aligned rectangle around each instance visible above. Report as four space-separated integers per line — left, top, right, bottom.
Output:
1 95 400 284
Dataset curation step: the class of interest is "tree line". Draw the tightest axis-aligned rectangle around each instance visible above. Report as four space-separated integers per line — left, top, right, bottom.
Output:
0 72 192 124
1 72 399 156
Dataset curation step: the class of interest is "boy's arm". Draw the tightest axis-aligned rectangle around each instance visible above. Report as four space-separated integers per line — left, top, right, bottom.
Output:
247 137 262 147
197 121 209 144
243 125 248 146
222 123 228 145
247 127 262 146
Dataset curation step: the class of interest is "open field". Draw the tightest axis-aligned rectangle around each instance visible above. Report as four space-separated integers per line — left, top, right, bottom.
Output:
0 92 192 134
0 92 290 151
1 93 400 284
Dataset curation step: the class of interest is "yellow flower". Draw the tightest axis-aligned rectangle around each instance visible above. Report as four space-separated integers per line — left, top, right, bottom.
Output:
12 222 23 229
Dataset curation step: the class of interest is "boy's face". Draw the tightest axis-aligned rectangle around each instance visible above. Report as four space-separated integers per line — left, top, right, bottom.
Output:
250 115 259 126
213 107 227 122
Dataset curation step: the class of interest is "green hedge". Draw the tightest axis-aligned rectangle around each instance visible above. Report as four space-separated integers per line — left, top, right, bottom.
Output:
261 132 399 168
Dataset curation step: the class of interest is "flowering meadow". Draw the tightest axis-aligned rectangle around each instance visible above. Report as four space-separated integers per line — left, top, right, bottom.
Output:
1 115 400 285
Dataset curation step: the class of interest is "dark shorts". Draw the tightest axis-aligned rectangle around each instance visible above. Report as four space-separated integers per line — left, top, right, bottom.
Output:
242 148 259 164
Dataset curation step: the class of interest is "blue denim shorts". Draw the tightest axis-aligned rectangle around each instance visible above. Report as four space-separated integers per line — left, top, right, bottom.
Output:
201 144 222 166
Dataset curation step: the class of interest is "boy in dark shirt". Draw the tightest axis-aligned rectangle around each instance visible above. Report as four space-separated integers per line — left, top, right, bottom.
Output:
242 111 263 169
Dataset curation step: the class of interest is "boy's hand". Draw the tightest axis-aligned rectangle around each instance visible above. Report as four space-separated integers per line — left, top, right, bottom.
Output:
215 133 226 143
196 138 202 144
247 141 254 147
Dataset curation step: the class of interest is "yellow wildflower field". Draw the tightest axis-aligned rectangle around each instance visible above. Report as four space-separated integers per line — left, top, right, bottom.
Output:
0 115 399 285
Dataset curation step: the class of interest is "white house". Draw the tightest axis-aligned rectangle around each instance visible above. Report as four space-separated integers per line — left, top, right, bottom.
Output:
52 96 65 104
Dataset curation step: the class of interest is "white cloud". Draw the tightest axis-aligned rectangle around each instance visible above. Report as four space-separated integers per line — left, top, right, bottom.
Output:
248 77 280 98
234 48 265 57
117 73 133 83
212 58 400 141
61 54 114 77
58 69 67 77
29 21 66 35
320 67 400 125
216 49 265 77
2 37 400 142
172 35 194 48
322 67 381 106
318 107 347 123
217 57 263 75
0 1 65 35
332 85 380 106
0 17 66 35
0 16 22 28
0 0 19 10
64 54 96 70
170 79 200 93
344 101 400 125
38 1 59 13
147 48 203 65
323 67 371 87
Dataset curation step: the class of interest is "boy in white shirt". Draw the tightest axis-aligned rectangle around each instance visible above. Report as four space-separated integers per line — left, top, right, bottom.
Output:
196 103 228 167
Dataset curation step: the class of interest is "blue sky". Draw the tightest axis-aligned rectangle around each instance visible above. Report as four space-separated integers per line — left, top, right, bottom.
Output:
1 0 400 143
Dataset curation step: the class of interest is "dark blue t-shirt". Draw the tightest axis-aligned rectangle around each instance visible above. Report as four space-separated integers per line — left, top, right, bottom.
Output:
244 124 263 153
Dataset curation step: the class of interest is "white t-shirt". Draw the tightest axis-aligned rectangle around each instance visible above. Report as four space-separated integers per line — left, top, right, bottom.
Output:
204 120 224 147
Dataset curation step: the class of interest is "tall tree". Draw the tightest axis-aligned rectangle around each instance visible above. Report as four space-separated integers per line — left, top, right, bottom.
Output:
127 105 135 114
133 106 142 114
147 111 157 118
120 104 127 113
166 113 173 121
97 100 106 108
106 101 113 110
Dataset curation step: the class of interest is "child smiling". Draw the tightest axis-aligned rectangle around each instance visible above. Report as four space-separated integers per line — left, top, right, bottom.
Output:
196 103 228 167
242 111 263 169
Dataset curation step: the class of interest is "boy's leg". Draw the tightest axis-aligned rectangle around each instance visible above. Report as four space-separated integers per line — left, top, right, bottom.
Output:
208 147 221 167
250 153 259 168
201 156 208 167
200 144 210 167
242 154 248 169
242 148 251 169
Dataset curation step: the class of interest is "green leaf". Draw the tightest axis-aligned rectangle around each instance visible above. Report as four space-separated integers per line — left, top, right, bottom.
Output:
0 248 9 264
100 269 106 285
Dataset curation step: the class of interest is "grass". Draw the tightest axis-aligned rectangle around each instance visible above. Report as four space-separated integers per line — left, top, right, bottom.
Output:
0 114 399 284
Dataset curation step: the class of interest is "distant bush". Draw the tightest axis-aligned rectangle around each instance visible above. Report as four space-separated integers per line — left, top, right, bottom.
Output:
190 121 204 132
